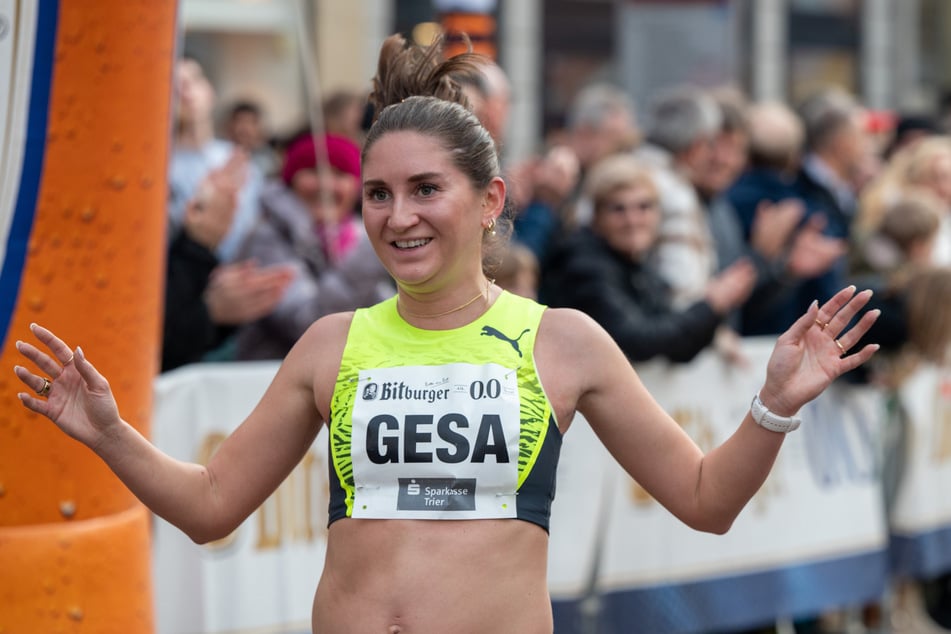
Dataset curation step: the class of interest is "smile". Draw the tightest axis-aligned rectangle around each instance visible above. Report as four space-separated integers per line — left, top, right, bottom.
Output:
393 238 432 249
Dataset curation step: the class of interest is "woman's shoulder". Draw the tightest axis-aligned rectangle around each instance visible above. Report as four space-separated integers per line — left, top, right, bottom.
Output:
282 311 357 389
534 306 629 421
538 306 613 350
291 311 357 358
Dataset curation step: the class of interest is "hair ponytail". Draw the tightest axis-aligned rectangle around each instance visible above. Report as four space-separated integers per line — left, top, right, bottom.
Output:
369 33 484 119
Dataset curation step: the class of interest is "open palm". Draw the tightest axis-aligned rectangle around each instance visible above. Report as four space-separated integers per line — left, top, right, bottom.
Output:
14 324 122 450
760 286 879 417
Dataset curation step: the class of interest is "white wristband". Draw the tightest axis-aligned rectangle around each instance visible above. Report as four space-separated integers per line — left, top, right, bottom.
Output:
750 393 801 433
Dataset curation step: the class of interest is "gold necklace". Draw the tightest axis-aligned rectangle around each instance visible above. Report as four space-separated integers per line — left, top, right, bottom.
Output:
398 278 494 319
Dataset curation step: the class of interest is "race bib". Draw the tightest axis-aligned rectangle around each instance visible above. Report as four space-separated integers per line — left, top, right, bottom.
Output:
350 363 520 520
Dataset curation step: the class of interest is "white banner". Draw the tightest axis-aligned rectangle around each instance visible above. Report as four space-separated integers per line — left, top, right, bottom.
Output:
152 361 322 634
594 340 889 632
890 363 951 577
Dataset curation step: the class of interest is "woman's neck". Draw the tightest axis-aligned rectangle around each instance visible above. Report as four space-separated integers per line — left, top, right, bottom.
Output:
397 277 497 329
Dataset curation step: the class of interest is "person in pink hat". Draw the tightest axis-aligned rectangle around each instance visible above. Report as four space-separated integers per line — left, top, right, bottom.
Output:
231 132 394 360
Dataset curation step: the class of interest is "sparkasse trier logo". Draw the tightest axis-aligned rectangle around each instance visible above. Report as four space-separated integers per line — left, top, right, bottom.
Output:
398 477 476 511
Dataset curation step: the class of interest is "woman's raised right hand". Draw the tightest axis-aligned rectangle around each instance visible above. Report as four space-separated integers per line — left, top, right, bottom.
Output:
13 324 122 451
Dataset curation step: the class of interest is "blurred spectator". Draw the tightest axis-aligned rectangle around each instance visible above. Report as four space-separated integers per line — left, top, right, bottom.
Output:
856 136 951 266
849 191 951 386
492 242 539 300
701 86 752 199
728 100 805 237
696 89 754 275
539 154 754 364
542 83 640 245
508 144 581 265
853 190 942 287
322 89 368 145
485 70 590 265
726 100 848 336
635 85 723 308
795 87 871 239
565 82 641 177
224 99 280 177
232 133 394 360
168 56 264 263
456 58 511 146
882 112 939 160
162 152 293 372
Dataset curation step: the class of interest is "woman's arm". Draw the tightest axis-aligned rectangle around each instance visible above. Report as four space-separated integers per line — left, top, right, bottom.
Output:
537 286 879 533
14 314 350 543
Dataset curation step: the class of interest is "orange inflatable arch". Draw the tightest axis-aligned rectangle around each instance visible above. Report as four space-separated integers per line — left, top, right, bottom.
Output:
0 2 177 631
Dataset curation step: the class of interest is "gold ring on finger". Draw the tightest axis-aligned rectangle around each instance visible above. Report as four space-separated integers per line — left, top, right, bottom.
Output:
815 318 828 331
834 339 846 355
36 377 51 397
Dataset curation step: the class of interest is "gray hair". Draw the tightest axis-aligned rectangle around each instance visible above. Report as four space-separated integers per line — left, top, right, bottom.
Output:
645 86 722 154
797 88 859 152
568 83 635 131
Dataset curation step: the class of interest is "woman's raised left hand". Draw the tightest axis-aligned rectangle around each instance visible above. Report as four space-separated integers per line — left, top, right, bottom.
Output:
758 286 880 417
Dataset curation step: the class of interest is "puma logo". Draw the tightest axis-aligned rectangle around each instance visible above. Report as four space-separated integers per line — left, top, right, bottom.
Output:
480 326 531 357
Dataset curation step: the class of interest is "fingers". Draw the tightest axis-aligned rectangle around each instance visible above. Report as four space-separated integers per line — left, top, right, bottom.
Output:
822 288 873 339
15 339 63 379
16 390 51 417
813 286 856 331
782 299 820 342
72 346 106 392
13 364 50 396
15 323 101 390
28 323 75 368
835 308 881 355
836 343 880 373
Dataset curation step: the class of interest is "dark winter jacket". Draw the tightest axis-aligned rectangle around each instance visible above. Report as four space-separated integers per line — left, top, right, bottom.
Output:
539 227 722 363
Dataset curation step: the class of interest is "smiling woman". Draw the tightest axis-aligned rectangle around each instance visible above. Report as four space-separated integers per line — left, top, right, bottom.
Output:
13 32 881 634
540 153 758 364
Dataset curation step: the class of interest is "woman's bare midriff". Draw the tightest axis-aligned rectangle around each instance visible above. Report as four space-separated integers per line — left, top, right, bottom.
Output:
312 518 553 634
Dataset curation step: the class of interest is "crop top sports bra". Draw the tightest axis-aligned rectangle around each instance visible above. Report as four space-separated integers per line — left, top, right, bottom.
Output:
327 290 563 532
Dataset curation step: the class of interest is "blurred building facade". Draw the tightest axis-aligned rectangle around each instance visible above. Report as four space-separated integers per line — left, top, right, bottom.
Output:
180 0 951 162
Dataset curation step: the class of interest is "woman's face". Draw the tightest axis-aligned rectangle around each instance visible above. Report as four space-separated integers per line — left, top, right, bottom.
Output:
361 131 502 292
591 184 661 261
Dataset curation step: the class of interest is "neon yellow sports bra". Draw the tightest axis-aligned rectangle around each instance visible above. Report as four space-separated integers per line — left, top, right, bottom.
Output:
327 291 563 532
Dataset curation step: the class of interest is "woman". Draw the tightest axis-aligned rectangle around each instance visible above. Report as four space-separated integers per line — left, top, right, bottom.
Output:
14 35 879 633
541 154 755 363
848 190 951 386
232 132 394 360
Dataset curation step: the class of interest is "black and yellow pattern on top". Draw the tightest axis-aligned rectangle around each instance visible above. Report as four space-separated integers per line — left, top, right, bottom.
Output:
328 291 556 521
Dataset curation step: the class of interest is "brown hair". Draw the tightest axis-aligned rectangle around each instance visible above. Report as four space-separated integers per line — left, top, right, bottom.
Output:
363 33 512 274
905 267 951 363
877 191 941 255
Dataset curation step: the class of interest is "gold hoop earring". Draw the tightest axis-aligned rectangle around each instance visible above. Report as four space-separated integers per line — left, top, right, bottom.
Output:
484 217 496 235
